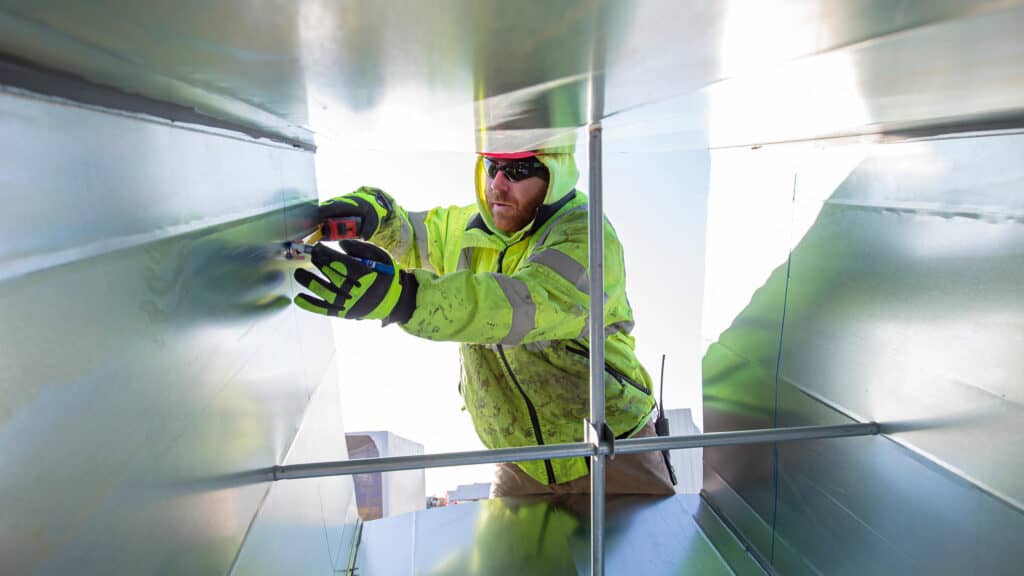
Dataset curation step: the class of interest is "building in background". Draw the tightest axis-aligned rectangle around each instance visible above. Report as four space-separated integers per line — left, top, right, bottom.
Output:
345 431 425 520
666 408 703 494
446 483 491 505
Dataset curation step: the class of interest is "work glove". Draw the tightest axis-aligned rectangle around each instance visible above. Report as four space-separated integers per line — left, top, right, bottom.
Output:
293 240 418 325
318 187 393 240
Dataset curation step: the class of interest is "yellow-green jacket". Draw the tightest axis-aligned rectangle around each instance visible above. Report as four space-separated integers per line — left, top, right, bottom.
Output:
364 149 654 485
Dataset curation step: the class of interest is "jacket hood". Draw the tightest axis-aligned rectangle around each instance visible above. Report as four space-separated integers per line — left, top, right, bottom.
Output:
474 144 579 242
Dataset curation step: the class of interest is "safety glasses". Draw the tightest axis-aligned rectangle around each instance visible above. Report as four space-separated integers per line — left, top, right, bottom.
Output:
483 157 549 182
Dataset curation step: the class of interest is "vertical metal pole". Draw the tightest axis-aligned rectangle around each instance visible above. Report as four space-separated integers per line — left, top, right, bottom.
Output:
587 122 605 576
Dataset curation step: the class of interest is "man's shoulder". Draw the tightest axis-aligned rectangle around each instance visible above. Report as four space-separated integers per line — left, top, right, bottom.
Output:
428 203 480 227
534 195 589 235
532 194 625 251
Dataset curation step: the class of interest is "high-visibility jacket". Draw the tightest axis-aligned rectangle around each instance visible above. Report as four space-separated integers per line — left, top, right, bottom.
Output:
365 148 655 485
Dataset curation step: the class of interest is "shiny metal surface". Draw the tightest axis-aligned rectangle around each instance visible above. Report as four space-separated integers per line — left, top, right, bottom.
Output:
2 1 1022 152
705 3 1024 147
0 89 349 574
702 131 1024 574
356 493 764 575
783 133 1024 510
5 1 1024 573
232 362 357 575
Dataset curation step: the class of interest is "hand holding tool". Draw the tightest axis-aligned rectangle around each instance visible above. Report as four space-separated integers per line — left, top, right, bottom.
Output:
282 215 361 260
292 240 416 325
284 241 394 274
323 216 362 240
318 187 394 240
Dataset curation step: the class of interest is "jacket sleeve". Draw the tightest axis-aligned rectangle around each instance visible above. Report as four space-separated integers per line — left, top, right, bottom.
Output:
367 189 461 274
401 210 633 345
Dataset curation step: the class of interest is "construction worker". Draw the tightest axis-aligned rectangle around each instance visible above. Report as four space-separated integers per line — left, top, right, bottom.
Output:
292 145 674 496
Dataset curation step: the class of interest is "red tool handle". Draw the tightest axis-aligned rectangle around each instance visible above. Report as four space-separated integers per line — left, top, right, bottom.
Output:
323 217 362 240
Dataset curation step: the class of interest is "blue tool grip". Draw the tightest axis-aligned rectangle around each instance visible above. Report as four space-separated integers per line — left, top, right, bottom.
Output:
357 257 395 275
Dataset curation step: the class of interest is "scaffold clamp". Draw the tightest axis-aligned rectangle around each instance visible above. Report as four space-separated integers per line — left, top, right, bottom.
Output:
585 419 616 460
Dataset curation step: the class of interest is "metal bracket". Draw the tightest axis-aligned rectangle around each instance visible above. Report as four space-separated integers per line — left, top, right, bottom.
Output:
585 419 616 461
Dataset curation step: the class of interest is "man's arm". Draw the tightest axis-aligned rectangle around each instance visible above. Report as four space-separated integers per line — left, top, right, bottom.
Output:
370 195 442 273
401 211 633 345
321 187 451 273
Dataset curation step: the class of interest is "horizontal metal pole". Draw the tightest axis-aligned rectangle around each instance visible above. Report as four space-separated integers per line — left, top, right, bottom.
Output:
613 421 879 454
273 422 879 481
275 442 593 481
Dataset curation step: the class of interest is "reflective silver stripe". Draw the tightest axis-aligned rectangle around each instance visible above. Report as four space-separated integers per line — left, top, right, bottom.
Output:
407 211 433 272
457 247 475 272
534 206 587 249
491 273 536 346
523 340 555 352
528 248 589 294
578 313 630 341
391 216 413 260
610 319 635 335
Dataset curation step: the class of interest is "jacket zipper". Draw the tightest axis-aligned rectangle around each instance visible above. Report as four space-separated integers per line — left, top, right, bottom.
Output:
565 343 652 396
496 244 556 485
565 343 652 441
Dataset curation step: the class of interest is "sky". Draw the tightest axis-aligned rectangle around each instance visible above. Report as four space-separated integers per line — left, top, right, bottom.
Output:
312 102 711 496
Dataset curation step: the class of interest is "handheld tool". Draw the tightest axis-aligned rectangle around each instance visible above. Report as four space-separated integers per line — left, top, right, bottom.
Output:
283 216 362 260
283 241 395 275
322 216 362 241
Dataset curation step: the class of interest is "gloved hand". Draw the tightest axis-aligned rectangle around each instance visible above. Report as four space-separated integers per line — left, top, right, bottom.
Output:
318 187 393 240
293 240 418 325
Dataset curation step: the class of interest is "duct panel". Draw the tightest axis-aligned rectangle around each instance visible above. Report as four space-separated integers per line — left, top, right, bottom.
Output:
4 1 1021 153
771 435 1024 576
0 88 312 273
781 132 1024 511
677 490 767 576
232 360 357 575
701 143 804 562
768 132 1024 574
705 3 1024 147
356 494 757 575
701 342 778 563
702 132 1024 573
0 89 344 575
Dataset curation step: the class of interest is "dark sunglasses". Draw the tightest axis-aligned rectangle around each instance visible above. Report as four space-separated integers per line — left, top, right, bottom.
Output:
483 157 549 182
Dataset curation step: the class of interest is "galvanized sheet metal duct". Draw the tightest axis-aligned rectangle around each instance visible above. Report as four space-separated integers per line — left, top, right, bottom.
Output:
0 83 352 573
356 493 763 575
4 1 1021 150
2 0 1024 573
702 132 1024 574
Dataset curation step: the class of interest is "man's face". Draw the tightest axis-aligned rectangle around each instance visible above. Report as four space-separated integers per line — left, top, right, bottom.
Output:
485 159 548 233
